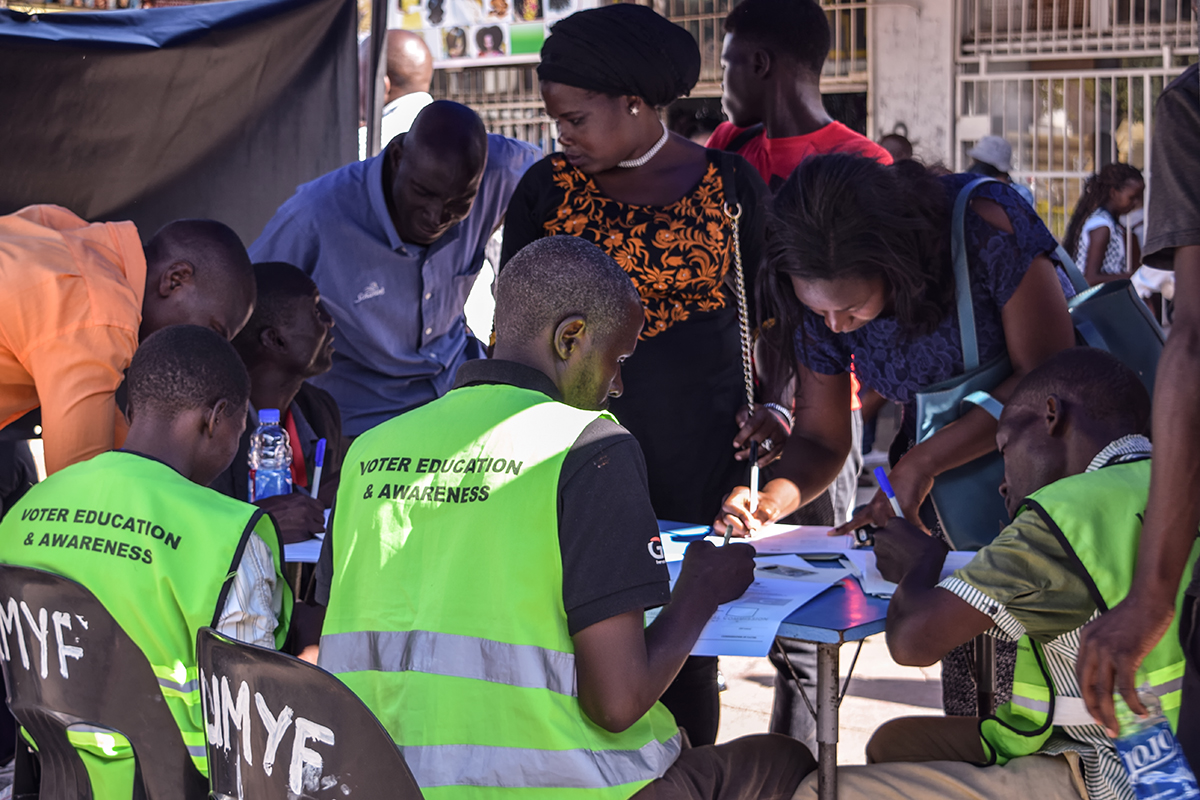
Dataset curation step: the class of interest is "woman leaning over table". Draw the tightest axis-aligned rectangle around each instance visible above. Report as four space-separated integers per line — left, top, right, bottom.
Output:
499 4 783 745
715 154 1078 715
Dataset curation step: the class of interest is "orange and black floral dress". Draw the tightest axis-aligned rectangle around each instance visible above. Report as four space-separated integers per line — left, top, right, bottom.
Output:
500 150 768 523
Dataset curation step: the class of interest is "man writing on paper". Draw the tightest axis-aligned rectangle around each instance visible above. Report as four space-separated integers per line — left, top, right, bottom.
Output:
316 237 813 799
794 348 1195 800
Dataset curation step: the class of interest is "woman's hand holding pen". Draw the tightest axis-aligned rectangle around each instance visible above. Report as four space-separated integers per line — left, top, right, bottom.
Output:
713 479 800 539
834 451 935 536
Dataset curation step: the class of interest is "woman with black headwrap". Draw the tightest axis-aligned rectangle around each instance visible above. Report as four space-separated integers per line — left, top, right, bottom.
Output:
499 3 785 745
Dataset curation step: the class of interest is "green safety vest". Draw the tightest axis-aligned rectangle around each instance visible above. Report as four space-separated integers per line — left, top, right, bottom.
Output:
0 451 292 798
320 383 682 800
979 459 1199 764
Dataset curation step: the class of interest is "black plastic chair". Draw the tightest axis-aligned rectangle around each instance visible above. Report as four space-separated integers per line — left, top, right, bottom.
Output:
196 627 424 800
0 565 207 800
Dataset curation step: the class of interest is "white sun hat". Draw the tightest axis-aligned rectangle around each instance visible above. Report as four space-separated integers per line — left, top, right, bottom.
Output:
967 135 1014 173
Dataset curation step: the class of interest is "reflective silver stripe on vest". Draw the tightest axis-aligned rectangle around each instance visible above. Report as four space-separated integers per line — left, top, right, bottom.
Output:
1157 677 1184 696
158 676 199 693
320 630 578 696
401 733 683 789
1012 696 1050 715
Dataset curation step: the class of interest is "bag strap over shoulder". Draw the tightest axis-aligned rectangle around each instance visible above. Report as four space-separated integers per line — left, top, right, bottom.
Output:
1054 243 1090 294
723 123 764 154
951 177 996 371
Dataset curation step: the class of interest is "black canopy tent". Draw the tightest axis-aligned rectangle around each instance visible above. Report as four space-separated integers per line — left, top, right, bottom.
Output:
0 0 361 246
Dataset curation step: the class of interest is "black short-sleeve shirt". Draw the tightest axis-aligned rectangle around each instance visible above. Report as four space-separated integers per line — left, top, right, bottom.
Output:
314 359 671 635
1144 64 1200 269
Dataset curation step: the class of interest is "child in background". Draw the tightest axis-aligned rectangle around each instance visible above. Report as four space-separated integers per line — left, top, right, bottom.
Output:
1065 163 1145 286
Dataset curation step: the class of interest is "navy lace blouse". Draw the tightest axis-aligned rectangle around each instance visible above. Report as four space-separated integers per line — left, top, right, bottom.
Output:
798 174 1075 434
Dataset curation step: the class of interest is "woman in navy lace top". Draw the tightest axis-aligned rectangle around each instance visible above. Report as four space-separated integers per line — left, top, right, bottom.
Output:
716 154 1077 536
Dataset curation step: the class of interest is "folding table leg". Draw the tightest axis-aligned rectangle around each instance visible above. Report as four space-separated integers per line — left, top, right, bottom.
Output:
816 642 839 800
974 634 996 717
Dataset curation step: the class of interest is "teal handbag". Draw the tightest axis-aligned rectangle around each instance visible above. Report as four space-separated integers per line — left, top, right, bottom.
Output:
913 178 1164 550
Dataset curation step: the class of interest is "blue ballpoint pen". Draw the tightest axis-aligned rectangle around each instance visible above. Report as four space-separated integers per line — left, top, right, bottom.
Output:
873 466 905 520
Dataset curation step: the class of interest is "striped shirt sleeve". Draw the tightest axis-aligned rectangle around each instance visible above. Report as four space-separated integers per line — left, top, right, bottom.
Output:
215 532 282 648
935 509 1098 643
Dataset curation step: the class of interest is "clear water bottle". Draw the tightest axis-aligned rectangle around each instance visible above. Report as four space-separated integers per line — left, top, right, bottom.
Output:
248 409 292 502
1114 687 1200 800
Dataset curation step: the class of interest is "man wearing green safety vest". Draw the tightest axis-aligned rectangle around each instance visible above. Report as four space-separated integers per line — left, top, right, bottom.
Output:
790 347 1197 800
0 325 292 799
316 236 815 800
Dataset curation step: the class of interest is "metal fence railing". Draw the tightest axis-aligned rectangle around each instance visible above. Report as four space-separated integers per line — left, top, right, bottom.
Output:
662 0 869 95
960 0 1197 59
955 64 1192 238
434 0 873 144
432 64 557 154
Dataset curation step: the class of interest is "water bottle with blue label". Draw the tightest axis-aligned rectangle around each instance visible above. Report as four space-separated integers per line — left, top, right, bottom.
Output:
1114 687 1200 800
248 409 293 501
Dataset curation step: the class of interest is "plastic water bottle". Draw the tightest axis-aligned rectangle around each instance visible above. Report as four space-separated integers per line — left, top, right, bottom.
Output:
248 409 292 502
1114 687 1200 800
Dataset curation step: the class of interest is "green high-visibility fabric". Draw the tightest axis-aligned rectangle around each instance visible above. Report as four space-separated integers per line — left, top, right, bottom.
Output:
979 460 1199 764
0 451 292 795
321 384 681 800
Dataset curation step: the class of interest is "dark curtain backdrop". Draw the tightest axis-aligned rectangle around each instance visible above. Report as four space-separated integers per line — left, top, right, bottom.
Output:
0 0 357 246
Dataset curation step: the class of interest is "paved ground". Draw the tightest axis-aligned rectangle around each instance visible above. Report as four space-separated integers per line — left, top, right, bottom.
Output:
714 637 943 763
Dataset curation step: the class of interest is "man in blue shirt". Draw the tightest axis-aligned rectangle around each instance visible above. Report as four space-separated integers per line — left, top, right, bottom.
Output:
250 101 539 435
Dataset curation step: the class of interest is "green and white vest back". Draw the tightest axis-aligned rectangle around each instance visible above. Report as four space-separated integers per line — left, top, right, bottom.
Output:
320 383 681 800
0 451 291 798
980 459 1199 764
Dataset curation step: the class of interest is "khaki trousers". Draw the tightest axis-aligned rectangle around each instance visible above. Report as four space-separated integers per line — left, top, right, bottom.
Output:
791 754 1087 800
791 715 1088 800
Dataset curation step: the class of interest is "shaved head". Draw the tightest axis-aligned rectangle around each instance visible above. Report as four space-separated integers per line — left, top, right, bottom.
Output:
495 236 641 347
128 325 249 423
1007 347 1150 436
406 100 488 166
386 30 433 100
495 237 644 410
140 219 256 340
996 347 1150 518
385 101 489 245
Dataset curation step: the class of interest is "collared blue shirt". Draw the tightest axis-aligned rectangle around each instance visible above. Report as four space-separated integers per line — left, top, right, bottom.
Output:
250 134 538 435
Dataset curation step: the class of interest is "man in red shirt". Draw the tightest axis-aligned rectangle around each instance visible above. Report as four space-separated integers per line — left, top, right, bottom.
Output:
707 0 892 190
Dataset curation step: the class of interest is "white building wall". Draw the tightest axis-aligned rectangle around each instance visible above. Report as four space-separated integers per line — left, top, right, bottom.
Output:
871 0 957 164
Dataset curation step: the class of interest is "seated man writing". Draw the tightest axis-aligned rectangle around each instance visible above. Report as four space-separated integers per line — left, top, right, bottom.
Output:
794 347 1193 800
0 207 257 475
315 236 814 799
0 325 292 799
211 262 348 540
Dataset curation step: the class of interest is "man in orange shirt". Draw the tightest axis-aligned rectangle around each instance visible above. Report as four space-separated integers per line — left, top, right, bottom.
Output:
707 0 892 190
0 204 257 476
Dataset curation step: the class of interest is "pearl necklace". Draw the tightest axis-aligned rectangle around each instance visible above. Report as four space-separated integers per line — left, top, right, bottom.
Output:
617 122 669 169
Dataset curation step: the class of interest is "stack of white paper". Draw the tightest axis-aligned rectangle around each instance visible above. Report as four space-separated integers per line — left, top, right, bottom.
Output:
842 549 978 597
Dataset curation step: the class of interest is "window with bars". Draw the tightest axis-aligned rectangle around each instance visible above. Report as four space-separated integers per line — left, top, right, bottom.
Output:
956 68 1183 237
960 0 1197 58
433 0 873 148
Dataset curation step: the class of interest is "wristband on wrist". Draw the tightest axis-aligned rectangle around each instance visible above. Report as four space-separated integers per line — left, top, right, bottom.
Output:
763 402 794 434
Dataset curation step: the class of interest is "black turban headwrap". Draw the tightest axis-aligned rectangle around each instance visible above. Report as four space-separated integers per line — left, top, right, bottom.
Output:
537 4 701 107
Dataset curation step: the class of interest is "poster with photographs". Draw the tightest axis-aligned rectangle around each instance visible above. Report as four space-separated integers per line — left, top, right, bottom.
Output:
392 0 596 66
